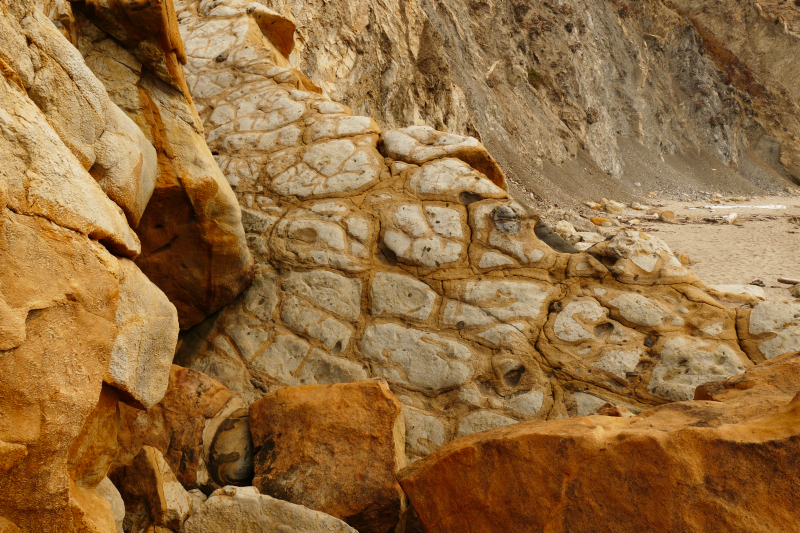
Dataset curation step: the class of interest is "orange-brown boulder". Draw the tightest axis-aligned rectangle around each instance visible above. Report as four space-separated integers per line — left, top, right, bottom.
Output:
112 365 249 492
249 380 407 533
398 352 800 533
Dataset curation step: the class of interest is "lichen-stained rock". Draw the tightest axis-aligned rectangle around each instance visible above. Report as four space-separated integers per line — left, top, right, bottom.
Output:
0 208 120 533
112 365 247 493
398 354 800 533
249 380 407 533
115 446 192 533
106 258 179 409
182 486 357 533
380 126 506 189
738 301 800 362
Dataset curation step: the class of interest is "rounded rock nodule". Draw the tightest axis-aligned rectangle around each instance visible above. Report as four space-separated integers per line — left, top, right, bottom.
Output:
208 408 255 487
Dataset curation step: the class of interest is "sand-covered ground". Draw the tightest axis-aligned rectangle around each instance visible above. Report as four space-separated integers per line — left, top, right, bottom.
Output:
633 196 800 301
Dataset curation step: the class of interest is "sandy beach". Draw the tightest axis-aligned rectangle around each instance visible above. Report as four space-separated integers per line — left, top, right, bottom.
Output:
632 196 800 301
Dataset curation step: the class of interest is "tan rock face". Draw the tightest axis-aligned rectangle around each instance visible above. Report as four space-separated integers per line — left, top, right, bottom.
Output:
167 0 786 466
249 380 407 533
398 352 800 533
61 1 254 329
106 258 179 410
113 365 248 493
0 207 120 533
0 10 140 258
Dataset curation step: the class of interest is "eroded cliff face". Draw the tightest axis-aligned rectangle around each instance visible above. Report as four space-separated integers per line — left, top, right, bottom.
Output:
266 0 800 204
162 0 796 469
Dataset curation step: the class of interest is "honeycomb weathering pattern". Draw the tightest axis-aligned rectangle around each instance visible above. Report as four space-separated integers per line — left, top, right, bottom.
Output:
171 0 785 461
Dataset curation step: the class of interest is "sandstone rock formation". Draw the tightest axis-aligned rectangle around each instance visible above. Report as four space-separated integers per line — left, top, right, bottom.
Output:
106 258 179 410
0 1 251 530
3 1 799 532
249 380 407 533
182 486 357 533
60 0 254 328
168 0 792 467
113 365 249 494
398 351 800 533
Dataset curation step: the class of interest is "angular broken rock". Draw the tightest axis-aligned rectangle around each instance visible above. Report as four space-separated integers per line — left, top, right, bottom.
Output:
182 486 357 533
249 380 407 533
113 365 249 493
106 258 179 410
398 353 800 533
114 446 192 533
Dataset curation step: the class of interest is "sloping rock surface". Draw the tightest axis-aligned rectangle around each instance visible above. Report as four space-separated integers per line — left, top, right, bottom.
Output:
182 486 357 533
168 0 796 466
397 352 800 533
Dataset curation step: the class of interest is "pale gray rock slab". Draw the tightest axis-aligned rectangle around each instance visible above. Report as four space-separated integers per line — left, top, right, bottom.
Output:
371 272 436 320
106 258 179 409
748 302 800 359
96 477 125 533
182 486 357 533
456 411 517 438
648 336 747 401
403 406 446 457
282 270 362 320
361 322 473 393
